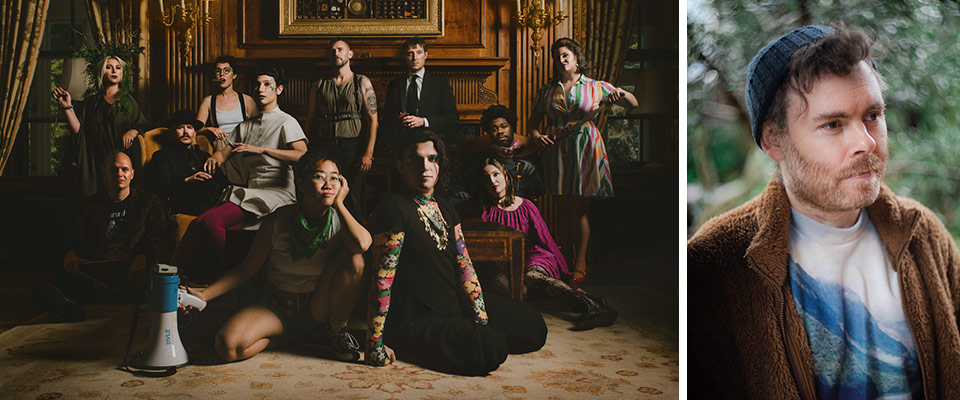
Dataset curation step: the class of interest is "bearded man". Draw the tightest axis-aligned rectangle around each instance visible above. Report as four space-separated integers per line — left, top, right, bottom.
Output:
687 25 960 399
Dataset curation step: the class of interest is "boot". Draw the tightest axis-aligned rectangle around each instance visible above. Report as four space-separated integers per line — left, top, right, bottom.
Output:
570 292 618 331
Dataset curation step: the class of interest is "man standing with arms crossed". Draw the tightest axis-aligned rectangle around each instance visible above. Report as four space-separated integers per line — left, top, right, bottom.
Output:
688 25 960 399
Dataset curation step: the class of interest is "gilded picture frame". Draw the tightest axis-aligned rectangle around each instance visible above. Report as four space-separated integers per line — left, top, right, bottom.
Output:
278 0 444 37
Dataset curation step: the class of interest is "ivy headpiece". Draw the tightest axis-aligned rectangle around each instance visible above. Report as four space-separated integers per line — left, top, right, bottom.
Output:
73 29 145 111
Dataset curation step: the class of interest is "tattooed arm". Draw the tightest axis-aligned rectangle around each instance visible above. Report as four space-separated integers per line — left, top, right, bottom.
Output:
366 231 404 366
454 224 489 325
359 75 378 173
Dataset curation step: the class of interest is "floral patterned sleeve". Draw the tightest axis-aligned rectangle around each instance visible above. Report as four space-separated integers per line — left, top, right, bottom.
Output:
453 224 489 325
366 231 405 366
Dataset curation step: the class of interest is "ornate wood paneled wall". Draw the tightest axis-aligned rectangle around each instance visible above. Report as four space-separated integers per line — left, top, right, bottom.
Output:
512 0 572 135
148 0 523 126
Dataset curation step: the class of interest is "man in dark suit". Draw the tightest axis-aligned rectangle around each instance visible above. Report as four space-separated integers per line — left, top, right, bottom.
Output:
383 37 459 144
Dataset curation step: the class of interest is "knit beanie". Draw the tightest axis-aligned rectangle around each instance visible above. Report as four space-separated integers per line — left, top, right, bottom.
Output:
745 25 835 148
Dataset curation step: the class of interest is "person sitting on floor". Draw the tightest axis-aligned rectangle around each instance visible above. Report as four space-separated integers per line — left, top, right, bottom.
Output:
476 157 617 330
147 109 226 216
173 66 308 282
181 148 371 363
32 152 172 321
365 128 546 375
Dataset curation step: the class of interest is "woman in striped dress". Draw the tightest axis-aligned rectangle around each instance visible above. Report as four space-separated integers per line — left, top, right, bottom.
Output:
528 37 638 281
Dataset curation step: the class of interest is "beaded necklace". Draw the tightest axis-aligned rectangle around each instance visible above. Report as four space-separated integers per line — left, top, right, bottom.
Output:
414 192 448 251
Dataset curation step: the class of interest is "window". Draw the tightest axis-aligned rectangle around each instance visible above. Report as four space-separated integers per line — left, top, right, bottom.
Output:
604 2 677 169
11 0 91 176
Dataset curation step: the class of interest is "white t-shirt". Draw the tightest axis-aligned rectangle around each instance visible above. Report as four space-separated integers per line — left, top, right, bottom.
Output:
788 208 922 399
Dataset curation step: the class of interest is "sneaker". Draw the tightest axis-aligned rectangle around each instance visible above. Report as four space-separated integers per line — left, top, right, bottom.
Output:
570 308 619 331
328 329 361 362
31 282 86 322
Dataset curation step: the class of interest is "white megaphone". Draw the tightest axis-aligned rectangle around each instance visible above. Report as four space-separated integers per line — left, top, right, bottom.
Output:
133 264 189 369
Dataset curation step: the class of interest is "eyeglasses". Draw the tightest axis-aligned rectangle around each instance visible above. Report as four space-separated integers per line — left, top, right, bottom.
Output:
313 173 342 185
215 68 233 76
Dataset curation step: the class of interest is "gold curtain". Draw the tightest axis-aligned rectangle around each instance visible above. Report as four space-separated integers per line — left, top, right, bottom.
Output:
574 0 636 130
0 0 51 175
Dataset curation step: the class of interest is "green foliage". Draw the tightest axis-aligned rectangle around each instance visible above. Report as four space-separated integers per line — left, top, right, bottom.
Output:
74 30 145 111
688 0 960 238
48 59 75 174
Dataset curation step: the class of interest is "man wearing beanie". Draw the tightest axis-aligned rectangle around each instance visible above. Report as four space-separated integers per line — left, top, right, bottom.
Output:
688 25 960 399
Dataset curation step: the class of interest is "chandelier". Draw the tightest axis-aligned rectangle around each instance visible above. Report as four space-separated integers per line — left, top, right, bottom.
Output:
514 0 567 64
155 0 214 63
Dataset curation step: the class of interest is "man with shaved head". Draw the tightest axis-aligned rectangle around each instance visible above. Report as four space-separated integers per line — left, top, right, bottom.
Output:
33 152 172 321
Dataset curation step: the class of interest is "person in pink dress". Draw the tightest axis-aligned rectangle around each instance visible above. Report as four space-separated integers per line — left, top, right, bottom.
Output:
477 158 617 330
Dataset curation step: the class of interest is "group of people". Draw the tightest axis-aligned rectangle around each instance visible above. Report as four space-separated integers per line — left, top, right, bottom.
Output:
37 36 638 376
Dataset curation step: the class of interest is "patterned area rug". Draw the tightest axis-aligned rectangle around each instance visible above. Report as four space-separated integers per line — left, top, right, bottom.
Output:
0 290 677 399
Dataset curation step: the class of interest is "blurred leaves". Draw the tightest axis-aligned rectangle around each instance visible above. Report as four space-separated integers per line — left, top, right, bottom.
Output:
688 0 960 238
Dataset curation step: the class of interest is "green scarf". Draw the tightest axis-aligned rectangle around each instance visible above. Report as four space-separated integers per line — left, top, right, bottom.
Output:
289 206 334 260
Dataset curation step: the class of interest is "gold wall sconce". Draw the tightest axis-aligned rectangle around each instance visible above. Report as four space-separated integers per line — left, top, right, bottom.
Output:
514 0 567 64
155 0 213 63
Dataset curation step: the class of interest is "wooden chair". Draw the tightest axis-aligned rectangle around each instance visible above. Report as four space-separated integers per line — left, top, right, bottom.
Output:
140 127 214 166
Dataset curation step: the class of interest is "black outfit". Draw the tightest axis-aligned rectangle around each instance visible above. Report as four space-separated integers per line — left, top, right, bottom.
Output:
372 193 546 376
383 71 459 144
147 144 225 215
74 95 150 197
72 189 172 266
62 189 172 301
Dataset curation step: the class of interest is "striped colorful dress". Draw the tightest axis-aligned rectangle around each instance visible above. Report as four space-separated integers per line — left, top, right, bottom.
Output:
533 75 616 197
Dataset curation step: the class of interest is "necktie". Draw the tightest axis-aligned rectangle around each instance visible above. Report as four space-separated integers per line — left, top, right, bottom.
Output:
405 74 419 116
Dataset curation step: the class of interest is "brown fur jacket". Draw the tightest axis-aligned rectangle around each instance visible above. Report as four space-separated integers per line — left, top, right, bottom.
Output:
688 175 960 399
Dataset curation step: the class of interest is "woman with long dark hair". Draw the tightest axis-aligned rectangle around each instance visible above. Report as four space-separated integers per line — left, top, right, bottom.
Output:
476 158 617 330
527 37 638 282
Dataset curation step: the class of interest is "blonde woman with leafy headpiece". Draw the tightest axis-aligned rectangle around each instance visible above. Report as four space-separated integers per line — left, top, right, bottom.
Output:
53 54 149 197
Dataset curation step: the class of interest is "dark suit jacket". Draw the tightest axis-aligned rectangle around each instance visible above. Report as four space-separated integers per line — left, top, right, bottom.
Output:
383 70 459 142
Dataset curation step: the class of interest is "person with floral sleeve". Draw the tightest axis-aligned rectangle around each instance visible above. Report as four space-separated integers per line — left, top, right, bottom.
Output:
365 129 546 375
